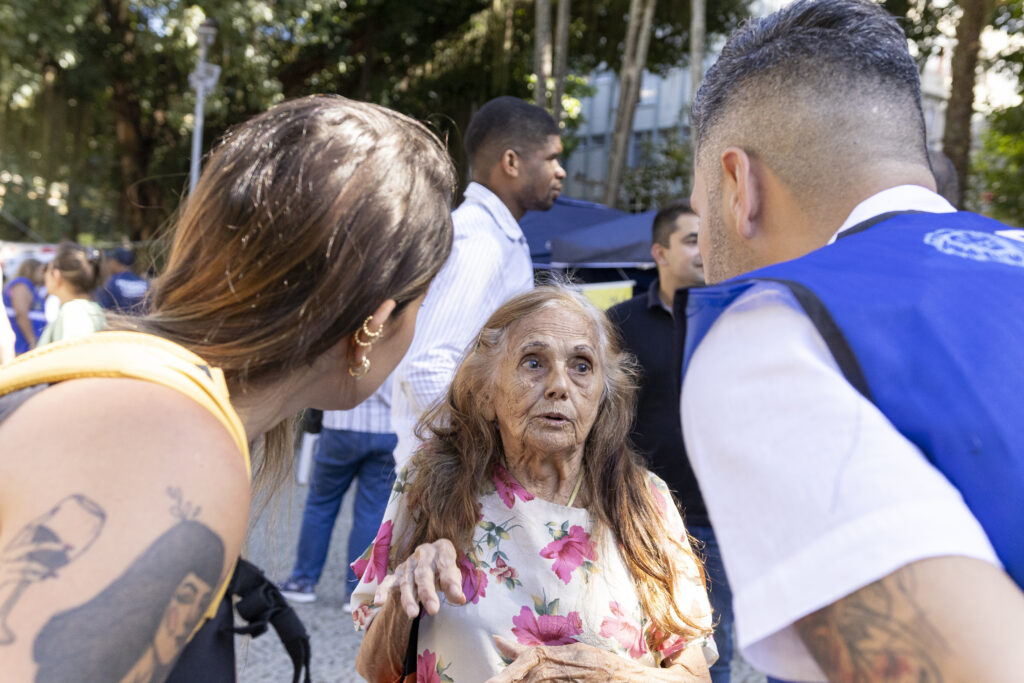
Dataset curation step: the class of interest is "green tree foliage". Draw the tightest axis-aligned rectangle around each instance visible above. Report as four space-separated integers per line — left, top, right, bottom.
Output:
0 0 750 243
620 127 691 211
973 103 1024 225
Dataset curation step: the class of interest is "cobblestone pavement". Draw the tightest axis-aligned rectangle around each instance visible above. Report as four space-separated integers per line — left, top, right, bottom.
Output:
238 472 768 683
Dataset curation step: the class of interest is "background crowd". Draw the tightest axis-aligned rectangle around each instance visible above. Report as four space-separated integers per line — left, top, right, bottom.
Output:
1 1 1023 682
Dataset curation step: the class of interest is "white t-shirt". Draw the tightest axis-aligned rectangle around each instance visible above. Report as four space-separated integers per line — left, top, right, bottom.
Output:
680 186 1002 682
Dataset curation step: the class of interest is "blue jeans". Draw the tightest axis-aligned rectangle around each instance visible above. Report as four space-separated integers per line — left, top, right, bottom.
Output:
289 428 397 597
690 525 734 683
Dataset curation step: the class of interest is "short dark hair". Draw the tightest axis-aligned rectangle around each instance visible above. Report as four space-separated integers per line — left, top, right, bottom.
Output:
927 148 960 205
464 96 559 170
652 199 695 247
691 0 928 193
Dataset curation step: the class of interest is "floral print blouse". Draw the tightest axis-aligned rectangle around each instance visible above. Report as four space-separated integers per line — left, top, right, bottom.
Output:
350 463 713 682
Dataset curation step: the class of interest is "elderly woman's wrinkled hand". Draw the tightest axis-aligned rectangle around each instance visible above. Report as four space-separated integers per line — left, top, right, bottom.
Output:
485 636 619 682
373 538 466 619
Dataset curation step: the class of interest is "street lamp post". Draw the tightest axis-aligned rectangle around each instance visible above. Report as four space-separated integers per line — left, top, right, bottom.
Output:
189 18 220 194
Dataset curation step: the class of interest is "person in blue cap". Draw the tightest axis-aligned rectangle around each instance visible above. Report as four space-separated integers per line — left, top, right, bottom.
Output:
96 246 149 314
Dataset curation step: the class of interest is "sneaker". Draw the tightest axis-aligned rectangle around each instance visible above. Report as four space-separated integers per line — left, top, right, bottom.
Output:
278 578 317 603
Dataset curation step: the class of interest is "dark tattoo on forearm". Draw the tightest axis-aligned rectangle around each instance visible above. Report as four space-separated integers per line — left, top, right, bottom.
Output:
0 494 106 645
32 489 226 683
796 565 947 682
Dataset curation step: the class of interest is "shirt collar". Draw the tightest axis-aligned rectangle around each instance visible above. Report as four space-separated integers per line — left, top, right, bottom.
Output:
463 181 526 242
646 278 673 314
830 185 956 243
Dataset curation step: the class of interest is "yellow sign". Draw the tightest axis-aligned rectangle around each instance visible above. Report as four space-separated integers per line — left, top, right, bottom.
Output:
576 280 636 310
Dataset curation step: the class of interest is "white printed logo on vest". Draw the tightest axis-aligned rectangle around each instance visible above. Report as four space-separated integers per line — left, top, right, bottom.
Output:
924 229 1024 268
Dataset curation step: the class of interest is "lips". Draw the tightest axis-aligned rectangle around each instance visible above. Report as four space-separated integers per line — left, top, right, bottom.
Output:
540 412 570 424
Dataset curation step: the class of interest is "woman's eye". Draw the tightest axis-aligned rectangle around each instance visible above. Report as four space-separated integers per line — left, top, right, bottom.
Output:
574 361 591 373
522 358 541 369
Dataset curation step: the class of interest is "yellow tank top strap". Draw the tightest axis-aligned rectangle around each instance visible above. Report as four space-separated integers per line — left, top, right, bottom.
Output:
0 330 251 626
0 331 250 477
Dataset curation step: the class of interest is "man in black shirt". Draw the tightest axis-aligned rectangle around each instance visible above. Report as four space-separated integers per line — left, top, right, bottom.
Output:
607 199 734 682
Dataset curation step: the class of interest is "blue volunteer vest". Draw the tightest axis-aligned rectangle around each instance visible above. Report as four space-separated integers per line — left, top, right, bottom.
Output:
3 276 48 354
679 211 1024 588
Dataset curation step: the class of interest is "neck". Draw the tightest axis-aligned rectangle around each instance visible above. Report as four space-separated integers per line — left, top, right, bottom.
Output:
472 175 524 220
504 446 585 506
657 277 682 310
57 288 88 306
230 376 308 442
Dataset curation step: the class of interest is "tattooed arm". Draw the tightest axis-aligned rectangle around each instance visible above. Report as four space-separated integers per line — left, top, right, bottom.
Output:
795 556 1024 682
0 378 250 682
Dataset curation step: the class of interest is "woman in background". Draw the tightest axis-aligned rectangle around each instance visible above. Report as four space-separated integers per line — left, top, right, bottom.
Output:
2 258 47 354
36 241 106 346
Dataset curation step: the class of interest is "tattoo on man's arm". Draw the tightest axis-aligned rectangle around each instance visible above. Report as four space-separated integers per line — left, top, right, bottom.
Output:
795 565 947 682
0 495 106 646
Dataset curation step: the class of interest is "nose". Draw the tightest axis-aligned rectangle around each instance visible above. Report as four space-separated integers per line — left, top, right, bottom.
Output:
545 363 570 400
555 161 567 180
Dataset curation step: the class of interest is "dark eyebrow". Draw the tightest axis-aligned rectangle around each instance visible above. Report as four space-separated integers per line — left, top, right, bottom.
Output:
520 341 549 352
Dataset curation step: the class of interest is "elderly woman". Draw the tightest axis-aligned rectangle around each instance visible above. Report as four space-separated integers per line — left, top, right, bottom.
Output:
353 285 714 682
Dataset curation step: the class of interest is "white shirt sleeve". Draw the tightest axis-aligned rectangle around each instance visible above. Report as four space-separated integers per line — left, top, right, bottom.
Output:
401 230 510 413
680 283 1001 682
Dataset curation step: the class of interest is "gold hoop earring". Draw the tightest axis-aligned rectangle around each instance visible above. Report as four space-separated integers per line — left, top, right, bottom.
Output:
354 315 383 347
348 356 371 379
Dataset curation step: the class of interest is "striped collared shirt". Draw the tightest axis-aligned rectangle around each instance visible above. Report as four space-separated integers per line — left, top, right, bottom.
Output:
390 181 534 469
322 375 393 434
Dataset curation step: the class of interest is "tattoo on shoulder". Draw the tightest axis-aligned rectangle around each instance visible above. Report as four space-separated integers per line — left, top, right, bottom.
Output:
29 489 226 683
796 565 948 682
0 494 106 646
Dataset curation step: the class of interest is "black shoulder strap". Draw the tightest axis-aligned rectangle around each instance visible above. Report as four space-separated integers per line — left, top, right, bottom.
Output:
230 558 312 683
401 609 422 676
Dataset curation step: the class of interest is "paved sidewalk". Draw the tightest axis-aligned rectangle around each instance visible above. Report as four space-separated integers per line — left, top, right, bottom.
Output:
238 471 768 683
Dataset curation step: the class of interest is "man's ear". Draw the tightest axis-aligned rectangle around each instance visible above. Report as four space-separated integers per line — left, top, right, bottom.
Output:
720 147 761 241
651 242 668 267
499 148 520 178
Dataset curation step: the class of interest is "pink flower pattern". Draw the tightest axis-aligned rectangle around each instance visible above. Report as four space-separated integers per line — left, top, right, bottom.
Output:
599 601 648 659
350 603 372 630
511 605 583 646
417 650 440 683
488 556 518 583
539 524 597 584
351 520 392 583
347 468 711 678
493 462 535 508
458 554 488 604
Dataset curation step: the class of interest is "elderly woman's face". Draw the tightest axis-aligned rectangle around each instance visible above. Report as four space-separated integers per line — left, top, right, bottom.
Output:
489 306 603 459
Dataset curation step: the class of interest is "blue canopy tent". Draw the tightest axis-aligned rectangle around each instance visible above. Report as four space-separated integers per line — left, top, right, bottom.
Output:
520 196 628 264
519 199 658 301
549 209 657 268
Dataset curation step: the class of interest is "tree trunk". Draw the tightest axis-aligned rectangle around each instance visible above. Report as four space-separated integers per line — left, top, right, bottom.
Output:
603 0 657 207
490 0 516 96
551 0 570 124
534 0 552 107
689 0 706 107
942 0 994 209
103 0 163 241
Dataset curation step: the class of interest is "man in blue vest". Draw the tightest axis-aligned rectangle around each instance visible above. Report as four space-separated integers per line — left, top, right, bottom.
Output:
677 1 1024 681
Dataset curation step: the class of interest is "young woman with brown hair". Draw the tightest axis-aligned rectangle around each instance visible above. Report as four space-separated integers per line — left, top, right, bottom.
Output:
36 241 106 346
0 94 455 682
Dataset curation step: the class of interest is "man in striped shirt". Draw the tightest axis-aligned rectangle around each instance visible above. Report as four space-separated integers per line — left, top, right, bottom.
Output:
391 96 566 469
279 377 397 604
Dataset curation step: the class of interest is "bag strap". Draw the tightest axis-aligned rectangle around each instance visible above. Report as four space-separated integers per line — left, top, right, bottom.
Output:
400 608 421 677
229 558 312 683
